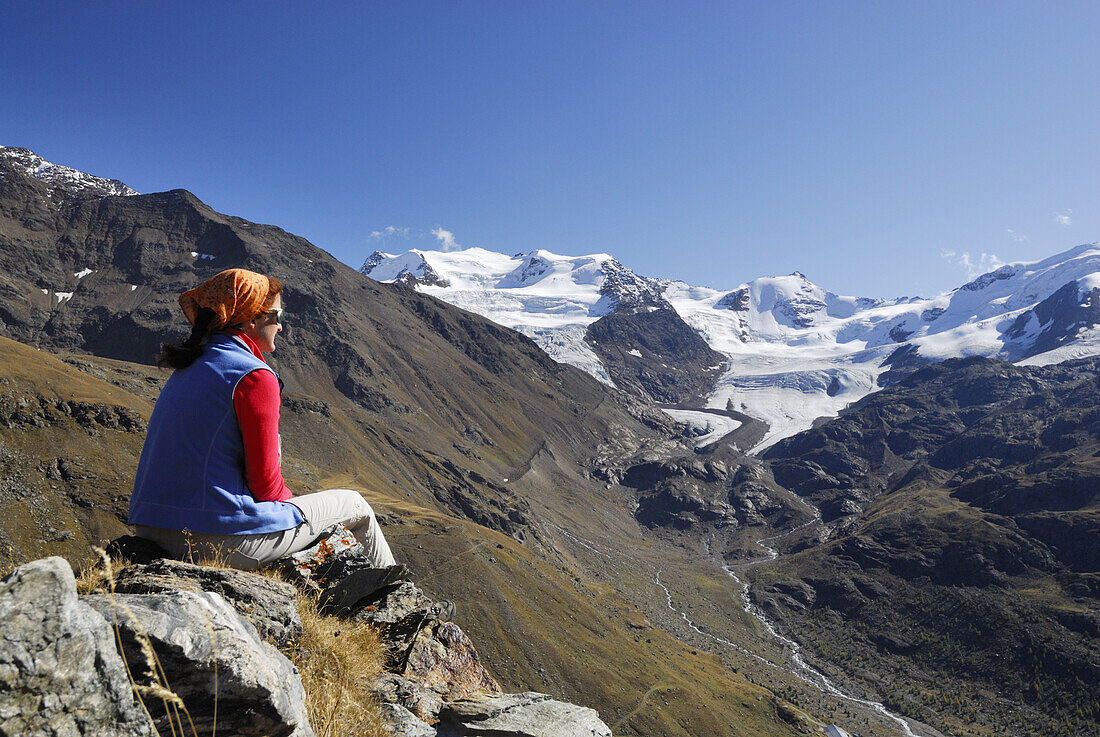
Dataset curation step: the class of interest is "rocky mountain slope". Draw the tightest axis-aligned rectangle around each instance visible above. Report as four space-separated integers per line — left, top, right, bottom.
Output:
746 356 1098 736
0 148 819 737
6 146 1096 736
614 353 1098 736
0 147 139 197
365 243 1100 452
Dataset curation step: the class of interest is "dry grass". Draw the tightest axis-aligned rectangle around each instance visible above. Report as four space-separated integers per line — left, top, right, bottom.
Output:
75 551 131 594
75 548 391 736
86 548 200 737
286 591 389 737
1 545 16 578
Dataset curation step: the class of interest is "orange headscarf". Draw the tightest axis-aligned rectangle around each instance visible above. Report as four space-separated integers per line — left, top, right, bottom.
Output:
178 269 274 329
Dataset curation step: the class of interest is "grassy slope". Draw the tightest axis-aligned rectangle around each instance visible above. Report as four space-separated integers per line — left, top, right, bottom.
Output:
0 336 811 737
0 336 152 561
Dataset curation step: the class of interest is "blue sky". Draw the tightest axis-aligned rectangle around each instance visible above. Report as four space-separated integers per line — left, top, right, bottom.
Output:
3 1 1097 297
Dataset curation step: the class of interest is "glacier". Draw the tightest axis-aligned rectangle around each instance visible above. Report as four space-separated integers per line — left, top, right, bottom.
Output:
363 243 1100 453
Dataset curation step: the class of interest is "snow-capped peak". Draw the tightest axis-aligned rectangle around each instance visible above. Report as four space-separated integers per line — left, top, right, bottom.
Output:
360 246 668 385
360 246 663 312
0 146 139 197
364 242 1100 453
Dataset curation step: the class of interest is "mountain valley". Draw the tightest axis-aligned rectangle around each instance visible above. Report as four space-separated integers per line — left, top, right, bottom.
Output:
1 146 1096 737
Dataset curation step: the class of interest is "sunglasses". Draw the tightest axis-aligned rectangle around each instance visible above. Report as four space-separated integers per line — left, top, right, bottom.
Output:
264 308 284 325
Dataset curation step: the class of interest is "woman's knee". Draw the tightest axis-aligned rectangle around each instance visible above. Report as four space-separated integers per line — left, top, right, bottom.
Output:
323 488 376 524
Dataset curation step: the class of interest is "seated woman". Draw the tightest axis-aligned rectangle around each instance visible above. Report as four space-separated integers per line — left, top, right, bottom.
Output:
129 268 398 571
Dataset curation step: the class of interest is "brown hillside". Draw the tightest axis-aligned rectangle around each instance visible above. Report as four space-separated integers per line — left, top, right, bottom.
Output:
0 155 826 736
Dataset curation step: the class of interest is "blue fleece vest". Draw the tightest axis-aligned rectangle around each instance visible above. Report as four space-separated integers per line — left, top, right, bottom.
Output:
129 333 304 535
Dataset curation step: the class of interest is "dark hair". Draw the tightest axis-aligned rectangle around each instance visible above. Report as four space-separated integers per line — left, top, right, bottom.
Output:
158 307 217 369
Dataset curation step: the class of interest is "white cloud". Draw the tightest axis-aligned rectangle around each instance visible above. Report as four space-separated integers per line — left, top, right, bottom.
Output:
365 224 466 252
431 227 461 252
1054 210 1073 226
940 249 1006 279
1006 229 1028 242
368 225 411 240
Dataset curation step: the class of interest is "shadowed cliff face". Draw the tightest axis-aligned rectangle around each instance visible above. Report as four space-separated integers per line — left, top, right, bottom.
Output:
585 308 726 405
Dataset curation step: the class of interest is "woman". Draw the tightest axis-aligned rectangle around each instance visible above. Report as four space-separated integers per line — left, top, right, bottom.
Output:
129 268 398 571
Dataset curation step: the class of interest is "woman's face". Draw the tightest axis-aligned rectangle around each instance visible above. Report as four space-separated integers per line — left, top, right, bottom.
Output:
240 293 283 353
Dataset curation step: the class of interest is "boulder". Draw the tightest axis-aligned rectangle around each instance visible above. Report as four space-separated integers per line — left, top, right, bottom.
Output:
381 702 438 737
271 525 420 618
437 692 613 737
317 560 413 616
351 580 450 626
84 590 314 737
397 620 501 701
112 558 302 647
371 672 445 722
0 557 155 737
271 524 364 590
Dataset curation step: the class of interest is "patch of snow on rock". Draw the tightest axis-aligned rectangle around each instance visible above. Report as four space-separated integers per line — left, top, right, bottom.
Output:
661 409 742 447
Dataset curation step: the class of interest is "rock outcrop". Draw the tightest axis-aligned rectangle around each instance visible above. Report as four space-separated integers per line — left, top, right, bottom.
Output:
111 557 303 647
437 692 614 737
84 590 314 737
0 526 615 737
0 557 155 737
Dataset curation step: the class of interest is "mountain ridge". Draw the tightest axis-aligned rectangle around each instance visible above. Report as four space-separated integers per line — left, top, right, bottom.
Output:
4 146 1096 736
0 146 139 198
364 240 1100 452
0 147 828 737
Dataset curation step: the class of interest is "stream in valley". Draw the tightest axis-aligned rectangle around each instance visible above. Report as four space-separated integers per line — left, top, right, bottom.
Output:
706 495 931 737
553 502 938 737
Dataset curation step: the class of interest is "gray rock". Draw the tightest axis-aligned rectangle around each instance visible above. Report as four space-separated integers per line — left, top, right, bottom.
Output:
381 702 438 737
271 524 363 591
351 580 436 626
317 562 412 616
84 590 314 737
0 557 155 737
370 672 445 722
438 692 612 737
112 558 302 647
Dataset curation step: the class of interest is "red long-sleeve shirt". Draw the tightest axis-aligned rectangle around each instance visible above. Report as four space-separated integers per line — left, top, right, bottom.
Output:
228 332 292 503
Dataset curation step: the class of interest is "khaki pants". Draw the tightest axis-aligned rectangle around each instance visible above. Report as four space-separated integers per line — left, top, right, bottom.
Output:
135 489 397 570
